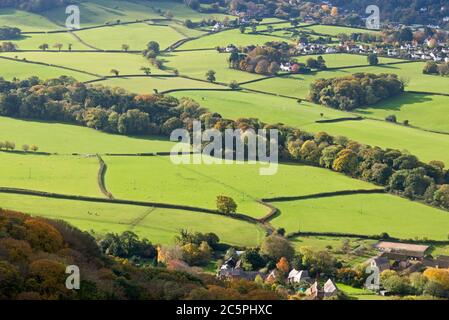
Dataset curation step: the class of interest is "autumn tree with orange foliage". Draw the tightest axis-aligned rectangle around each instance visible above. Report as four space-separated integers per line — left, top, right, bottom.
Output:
276 257 290 274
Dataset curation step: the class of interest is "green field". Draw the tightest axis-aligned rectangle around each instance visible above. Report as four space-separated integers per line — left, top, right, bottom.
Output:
270 193 449 240
302 25 380 37
41 0 162 27
354 93 449 133
1 0 449 262
171 90 347 126
0 193 264 246
178 28 293 50
1 52 158 76
0 8 59 31
293 53 402 68
97 75 225 93
163 50 264 83
291 236 377 252
0 116 178 154
103 155 377 218
149 0 232 22
171 90 449 166
0 57 95 81
10 32 90 50
243 62 449 97
0 153 100 197
74 23 200 51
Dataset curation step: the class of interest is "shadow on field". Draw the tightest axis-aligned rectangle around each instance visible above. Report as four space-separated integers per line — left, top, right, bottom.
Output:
355 92 434 114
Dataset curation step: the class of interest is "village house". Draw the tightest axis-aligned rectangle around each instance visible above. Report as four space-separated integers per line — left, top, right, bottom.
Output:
212 22 224 32
288 269 310 283
217 257 261 281
280 62 292 72
225 44 237 52
368 256 390 272
305 279 338 300
374 242 430 261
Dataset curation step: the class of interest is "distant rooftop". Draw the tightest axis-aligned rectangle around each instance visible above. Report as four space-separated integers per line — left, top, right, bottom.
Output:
375 241 429 253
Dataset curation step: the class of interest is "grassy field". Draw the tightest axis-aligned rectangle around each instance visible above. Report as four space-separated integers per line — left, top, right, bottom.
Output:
291 235 379 267
103 155 377 218
148 0 232 22
97 76 225 93
0 193 264 247
302 25 380 36
74 23 197 51
293 53 402 68
291 236 377 252
302 118 449 166
171 90 449 166
270 193 449 240
0 8 59 31
354 93 449 133
1 52 158 76
171 90 347 126
243 62 449 97
0 153 100 197
0 116 178 154
0 57 95 81
10 32 90 50
178 28 293 50
163 50 265 83
41 0 162 27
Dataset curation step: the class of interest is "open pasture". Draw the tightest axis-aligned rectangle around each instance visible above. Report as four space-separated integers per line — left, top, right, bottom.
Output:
0 153 100 197
163 50 264 83
293 53 402 68
354 93 449 133
301 25 380 37
9 32 90 50
74 22 198 51
0 57 95 81
97 75 225 93
41 0 162 27
0 116 178 154
243 62 449 97
0 193 264 247
177 28 293 50
171 90 449 166
0 8 59 31
270 193 449 240
103 155 377 219
146 0 232 22
2 51 158 76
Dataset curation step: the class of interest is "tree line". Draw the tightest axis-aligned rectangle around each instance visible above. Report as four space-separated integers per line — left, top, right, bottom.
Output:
423 61 449 77
228 43 315 75
309 73 405 111
1 76 448 211
0 209 281 300
0 0 68 12
0 27 21 40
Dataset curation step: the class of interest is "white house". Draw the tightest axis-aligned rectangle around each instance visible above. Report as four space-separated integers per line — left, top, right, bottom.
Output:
323 279 338 298
288 269 310 283
280 63 292 72
225 44 237 52
212 23 223 32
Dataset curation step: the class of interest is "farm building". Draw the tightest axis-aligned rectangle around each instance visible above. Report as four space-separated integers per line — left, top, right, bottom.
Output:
374 242 430 261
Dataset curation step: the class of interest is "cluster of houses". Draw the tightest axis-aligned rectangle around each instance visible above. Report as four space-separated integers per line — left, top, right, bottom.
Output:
218 256 339 300
294 42 449 63
368 241 449 275
217 241 449 299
